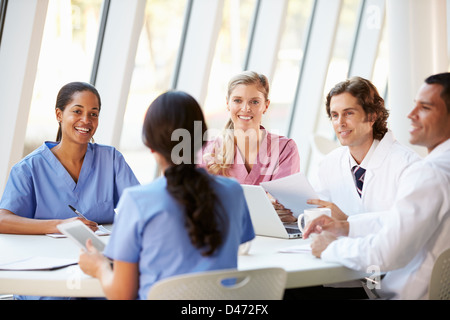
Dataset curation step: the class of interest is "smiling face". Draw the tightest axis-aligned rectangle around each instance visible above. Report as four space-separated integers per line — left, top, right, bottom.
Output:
227 83 269 132
408 83 450 153
329 92 375 157
56 90 100 145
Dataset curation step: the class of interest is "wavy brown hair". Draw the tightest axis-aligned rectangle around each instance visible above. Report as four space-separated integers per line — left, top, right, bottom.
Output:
325 76 389 140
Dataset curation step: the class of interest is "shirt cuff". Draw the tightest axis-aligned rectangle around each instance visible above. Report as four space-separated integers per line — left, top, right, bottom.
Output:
347 211 388 237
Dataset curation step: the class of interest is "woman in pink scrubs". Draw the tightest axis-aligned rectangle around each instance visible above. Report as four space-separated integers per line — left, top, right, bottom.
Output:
201 71 300 221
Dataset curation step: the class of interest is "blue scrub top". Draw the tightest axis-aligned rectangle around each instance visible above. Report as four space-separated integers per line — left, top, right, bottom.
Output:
103 171 255 300
0 142 140 224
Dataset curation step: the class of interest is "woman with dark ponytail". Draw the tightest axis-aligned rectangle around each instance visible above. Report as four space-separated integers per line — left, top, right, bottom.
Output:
145 91 229 256
79 91 255 300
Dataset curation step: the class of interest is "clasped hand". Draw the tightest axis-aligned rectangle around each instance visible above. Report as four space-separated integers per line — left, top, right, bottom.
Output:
267 193 297 223
302 214 350 258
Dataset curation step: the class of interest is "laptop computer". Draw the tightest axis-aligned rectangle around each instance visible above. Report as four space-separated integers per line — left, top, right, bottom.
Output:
242 184 302 239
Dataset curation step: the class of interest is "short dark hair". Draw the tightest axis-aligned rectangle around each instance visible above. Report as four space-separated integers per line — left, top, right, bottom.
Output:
326 76 389 141
424 72 450 113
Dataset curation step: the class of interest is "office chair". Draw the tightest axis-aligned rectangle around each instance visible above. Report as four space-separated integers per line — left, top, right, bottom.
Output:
147 267 287 300
429 248 450 300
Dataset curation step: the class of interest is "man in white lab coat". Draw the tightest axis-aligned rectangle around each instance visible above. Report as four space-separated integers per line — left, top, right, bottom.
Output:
309 76 420 220
304 72 450 300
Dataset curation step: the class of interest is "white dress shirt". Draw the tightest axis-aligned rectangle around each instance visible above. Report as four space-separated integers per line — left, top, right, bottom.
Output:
322 138 450 299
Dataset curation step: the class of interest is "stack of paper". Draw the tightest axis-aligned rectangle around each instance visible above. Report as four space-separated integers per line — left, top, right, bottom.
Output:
0 256 77 271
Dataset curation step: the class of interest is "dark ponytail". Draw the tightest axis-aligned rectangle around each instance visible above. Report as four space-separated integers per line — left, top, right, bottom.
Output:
164 164 225 256
143 91 227 256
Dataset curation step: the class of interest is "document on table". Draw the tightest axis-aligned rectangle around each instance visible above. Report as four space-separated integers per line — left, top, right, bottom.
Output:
46 224 111 238
0 256 78 271
278 243 312 253
260 172 318 218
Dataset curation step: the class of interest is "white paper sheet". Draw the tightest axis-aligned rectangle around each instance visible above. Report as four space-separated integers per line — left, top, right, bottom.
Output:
278 243 312 253
0 256 77 271
260 172 319 217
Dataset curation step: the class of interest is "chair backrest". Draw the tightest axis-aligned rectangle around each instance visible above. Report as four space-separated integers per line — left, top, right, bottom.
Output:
429 248 450 300
147 267 287 300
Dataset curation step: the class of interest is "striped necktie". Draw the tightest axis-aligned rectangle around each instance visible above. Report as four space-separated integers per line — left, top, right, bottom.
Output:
352 165 366 197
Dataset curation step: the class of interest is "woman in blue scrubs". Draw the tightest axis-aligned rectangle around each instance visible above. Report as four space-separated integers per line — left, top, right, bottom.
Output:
78 91 255 300
0 82 140 234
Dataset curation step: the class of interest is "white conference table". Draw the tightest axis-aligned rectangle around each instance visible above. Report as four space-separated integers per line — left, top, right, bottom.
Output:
0 229 368 297
239 236 368 289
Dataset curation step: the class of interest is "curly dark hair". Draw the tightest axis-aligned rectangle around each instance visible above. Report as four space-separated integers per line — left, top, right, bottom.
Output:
325 76 389 140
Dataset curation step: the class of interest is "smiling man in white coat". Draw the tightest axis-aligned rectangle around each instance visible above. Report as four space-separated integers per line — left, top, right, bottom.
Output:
308 76 420 220
303 72 450 300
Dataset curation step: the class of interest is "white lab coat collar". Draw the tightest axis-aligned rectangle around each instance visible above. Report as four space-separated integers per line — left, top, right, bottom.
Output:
366 130 397 169
348 138 380 169
426 138 450 161
346 131 397 198
347 130 397 170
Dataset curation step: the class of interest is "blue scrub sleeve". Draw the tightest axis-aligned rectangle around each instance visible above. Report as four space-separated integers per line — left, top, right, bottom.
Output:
0 166 36 218
112 150 140 205
103 190 141 263
239 193 256 244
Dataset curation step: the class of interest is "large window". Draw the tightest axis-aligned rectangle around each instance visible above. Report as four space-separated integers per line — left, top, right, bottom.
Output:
316 0 362 138
372 22 388 100
202 0 257 132
0 0 7 45
119 0 187 183
267 0 314 136
24 0 104 156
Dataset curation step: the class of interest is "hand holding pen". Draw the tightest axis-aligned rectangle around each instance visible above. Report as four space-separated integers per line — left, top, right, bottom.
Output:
68 205 98 232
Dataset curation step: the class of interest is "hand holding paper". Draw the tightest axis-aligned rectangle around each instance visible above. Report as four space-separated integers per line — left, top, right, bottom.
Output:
260 172 318 218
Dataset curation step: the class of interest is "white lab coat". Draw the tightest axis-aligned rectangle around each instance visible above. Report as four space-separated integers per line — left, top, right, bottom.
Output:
322 138 450 299
315 130 421 216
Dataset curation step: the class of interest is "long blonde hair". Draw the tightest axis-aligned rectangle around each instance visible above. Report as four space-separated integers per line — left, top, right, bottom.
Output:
204 71 270 176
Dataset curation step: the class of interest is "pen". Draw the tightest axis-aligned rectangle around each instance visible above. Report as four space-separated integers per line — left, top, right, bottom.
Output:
68 205 88 220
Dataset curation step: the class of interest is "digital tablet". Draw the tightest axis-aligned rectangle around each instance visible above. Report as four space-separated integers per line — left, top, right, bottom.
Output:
57 220 106 252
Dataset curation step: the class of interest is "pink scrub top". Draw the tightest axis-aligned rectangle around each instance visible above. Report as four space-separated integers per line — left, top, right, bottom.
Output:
200 128 300 185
